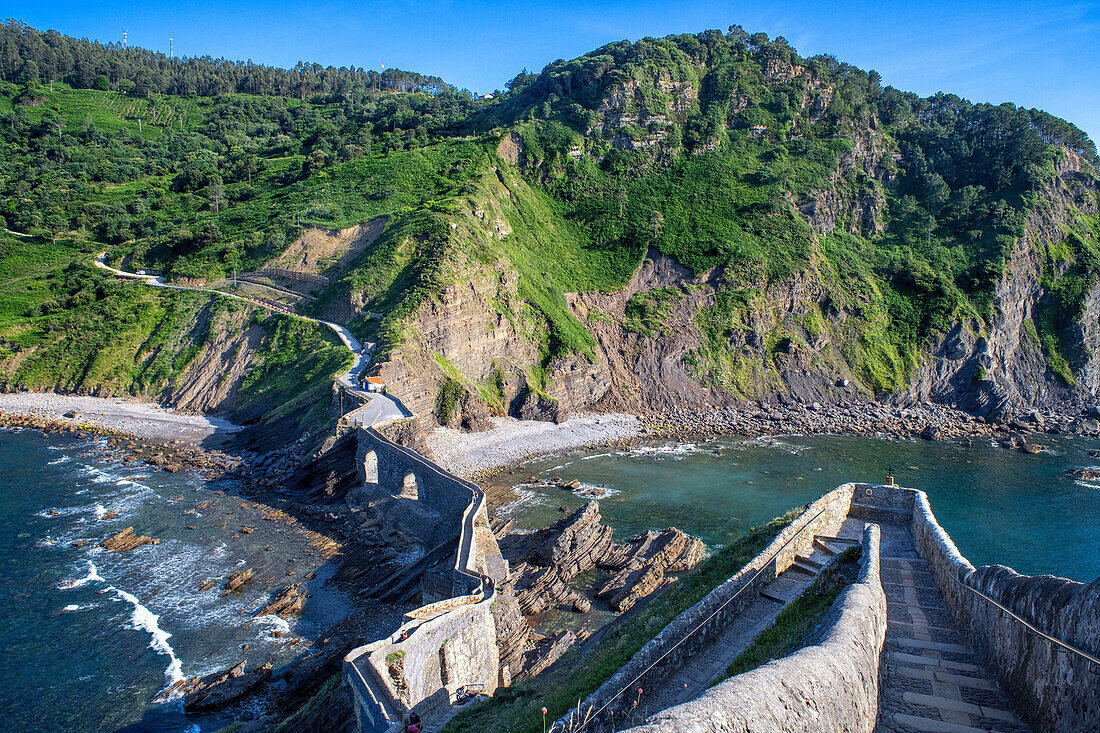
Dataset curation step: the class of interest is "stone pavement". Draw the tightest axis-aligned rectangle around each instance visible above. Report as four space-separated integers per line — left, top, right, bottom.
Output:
638 517 866 717
876 523 1030 733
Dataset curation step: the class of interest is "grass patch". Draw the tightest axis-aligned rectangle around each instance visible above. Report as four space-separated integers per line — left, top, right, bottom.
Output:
443 509 802 733
623 286 685 337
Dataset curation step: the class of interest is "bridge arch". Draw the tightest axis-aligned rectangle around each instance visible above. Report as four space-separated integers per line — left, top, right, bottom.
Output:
401 471 420 500
362 449 378 485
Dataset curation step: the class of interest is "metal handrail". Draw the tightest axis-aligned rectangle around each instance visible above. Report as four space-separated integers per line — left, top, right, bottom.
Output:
952 573 1100 669
563 502 834 730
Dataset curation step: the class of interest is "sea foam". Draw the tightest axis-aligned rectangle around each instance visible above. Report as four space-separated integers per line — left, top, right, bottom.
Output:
58 560 104 589
112 587 184 687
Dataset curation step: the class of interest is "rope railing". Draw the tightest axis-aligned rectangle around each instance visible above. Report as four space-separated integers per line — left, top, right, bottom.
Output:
952 573 1100 672
559 503 834 730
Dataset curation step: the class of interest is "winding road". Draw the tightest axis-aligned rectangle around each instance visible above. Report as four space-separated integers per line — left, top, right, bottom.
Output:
93 252 407 424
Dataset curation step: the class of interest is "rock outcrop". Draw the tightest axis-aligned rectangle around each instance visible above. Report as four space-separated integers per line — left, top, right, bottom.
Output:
597 527 706 612
221 568 253 594
496 502 704 679
256 583 305 618
154 660 273 711
99 527 158 552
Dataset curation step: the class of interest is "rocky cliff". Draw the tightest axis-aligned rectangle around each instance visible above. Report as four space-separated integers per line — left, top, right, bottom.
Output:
904 151 1100 416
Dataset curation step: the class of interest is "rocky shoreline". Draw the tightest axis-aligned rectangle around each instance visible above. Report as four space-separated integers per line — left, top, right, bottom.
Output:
644 399 1100 448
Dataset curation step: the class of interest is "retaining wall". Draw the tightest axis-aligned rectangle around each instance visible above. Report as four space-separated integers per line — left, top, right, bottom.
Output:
909 488 1100 733
625 523 885 733
558 483 856 730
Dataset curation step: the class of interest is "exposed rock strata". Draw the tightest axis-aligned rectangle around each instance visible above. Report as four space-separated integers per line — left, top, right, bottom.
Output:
500 501 705 675
256 583 305 618
99 527 157 552
221 568 253 593
154 660 272 711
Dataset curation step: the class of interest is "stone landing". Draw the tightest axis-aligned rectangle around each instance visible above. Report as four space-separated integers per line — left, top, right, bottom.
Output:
876 523 1029 733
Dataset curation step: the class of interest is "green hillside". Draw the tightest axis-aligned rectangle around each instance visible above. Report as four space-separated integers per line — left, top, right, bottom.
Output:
0 20 1097 410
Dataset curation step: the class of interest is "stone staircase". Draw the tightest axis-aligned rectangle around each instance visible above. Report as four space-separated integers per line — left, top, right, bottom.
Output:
877 548 1031 733
639 524 864 715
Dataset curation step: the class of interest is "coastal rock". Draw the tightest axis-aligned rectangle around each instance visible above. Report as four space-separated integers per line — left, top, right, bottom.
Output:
99 527 157 552
154 660 273 711
490 588 531 678
518 390 568 423
509 502 614 613
221 568 253 593
596 528 706 612
256 583 306 618
523 502 614 574
517 630 576 681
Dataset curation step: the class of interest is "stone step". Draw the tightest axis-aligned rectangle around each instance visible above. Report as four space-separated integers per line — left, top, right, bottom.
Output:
813 535 859 555
891 666 997 691
759 587 794 604
881 555 929 566
902 692 1023 723
815 534 861 544
893 637 973 654
888 651 981 673
796 554 824 569
892 713 992 733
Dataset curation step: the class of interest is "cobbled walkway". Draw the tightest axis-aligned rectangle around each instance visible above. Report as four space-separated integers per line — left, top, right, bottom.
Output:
876 523 1030 733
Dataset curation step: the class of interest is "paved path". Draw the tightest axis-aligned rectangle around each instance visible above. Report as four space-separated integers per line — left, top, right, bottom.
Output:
93 252 407 426
640 517 865 717
876 523 1030 733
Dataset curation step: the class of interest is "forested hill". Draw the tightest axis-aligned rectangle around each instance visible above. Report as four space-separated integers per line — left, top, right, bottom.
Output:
0 20 453 98
1 22 1098 431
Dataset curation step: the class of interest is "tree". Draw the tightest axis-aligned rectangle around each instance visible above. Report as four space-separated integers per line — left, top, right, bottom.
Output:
93 75 109 91
207 177 225 213
648 210 664 241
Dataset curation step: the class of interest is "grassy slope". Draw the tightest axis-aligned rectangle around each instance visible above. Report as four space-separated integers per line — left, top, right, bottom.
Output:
0 232 350 434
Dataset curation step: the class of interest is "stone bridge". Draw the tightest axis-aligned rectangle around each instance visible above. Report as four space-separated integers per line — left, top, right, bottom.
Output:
344 426 506 733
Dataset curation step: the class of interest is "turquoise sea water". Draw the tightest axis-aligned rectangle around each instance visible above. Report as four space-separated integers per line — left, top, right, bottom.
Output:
0 429 352 733
499 434 1100 582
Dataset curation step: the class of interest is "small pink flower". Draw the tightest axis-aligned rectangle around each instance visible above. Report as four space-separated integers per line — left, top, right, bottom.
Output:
638 688 644 695
541 707 548 715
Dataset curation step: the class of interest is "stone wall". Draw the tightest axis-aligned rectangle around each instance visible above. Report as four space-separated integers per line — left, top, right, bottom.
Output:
910 488 1100 733
558 483 855 730
624 523 885 733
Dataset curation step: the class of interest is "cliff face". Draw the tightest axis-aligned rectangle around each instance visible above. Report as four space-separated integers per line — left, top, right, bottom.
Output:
904 151 1100 415
354 43 1100 426
370 155 1099 423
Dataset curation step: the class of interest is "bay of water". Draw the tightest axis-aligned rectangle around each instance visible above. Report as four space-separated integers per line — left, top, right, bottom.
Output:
499 434 1100 582
0 429 352 732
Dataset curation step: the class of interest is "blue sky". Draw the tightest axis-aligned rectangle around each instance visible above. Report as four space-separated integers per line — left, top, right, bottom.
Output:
8 1 1100 142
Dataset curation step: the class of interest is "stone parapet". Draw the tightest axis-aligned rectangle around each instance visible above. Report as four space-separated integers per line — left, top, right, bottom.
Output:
344 427 499 733
909 487 1099 733
624 523 885 733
